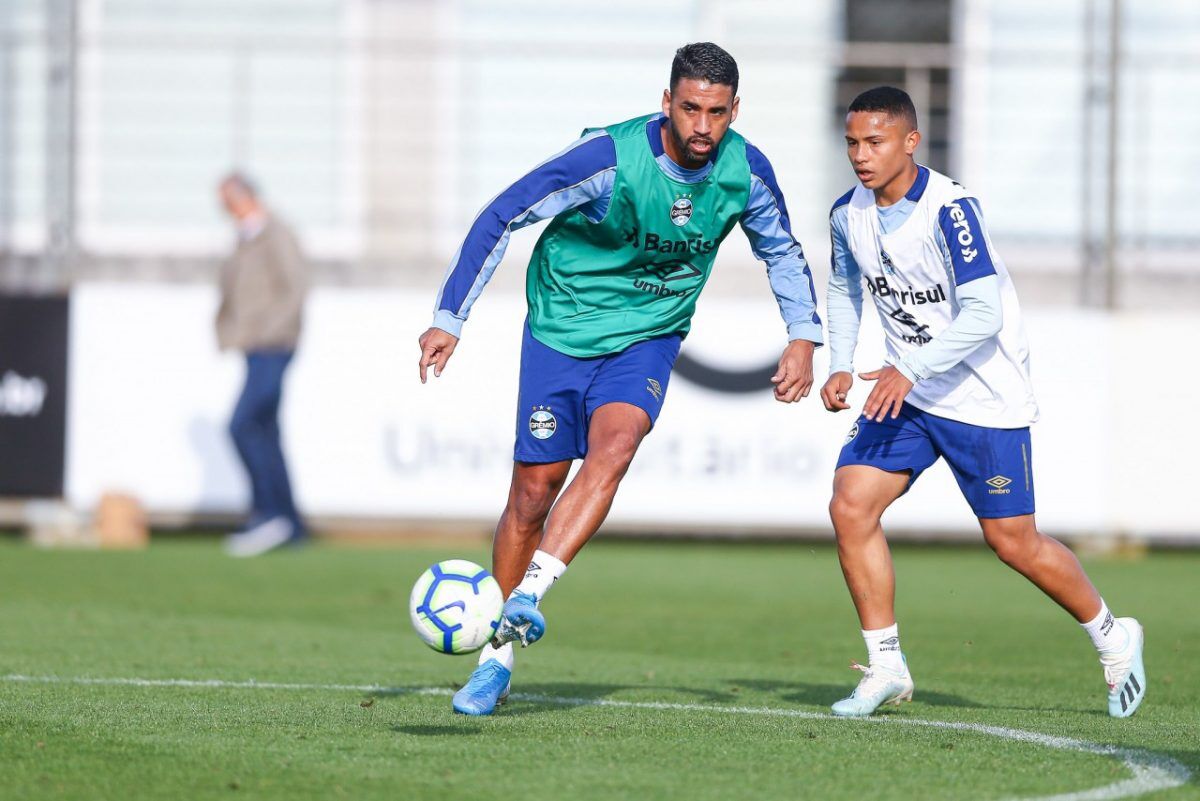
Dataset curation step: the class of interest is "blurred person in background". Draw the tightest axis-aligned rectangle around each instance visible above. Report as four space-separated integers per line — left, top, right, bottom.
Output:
215 173 310 557
418 42 823 716
820 87 1144 719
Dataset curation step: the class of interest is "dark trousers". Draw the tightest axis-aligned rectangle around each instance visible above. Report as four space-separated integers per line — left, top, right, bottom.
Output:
229 350 302 533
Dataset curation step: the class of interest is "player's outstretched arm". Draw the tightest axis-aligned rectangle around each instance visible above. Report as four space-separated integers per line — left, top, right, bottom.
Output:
771 339 815 403
429 131 617 341
820 371 854 412
418 327 459 383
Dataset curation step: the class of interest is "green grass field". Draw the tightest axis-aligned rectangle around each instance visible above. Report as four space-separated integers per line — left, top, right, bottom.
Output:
1 537 1196 800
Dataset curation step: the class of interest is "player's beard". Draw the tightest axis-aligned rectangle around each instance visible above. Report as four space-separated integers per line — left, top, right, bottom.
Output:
669 124 714 168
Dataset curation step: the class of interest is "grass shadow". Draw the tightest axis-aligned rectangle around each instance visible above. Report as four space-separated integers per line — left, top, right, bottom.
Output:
367 680 1106 717
391 724 482 736
485 681 761 718
732 679 1118 715
731 678 984 710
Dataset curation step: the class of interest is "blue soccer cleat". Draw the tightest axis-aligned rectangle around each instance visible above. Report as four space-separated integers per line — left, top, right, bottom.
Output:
490 590 545 648
452 659 512 716
1104 618 1146 718
831 656 914 717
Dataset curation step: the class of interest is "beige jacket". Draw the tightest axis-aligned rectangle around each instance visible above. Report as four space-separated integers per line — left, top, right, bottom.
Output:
216 215 310 352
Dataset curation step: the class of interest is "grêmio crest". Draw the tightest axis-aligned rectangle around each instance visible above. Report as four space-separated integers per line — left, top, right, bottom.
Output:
670 194 693 226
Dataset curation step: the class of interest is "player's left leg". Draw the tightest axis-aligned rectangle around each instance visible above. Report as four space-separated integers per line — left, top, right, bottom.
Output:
978 514 1100 621
932 417 1145 717
536 401 650 562
491 333 678 650
487 403 650 652
979 514 1145 717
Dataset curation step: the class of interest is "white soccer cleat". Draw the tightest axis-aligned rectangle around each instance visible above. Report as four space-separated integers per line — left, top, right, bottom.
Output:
831 657 914 717
1103 617 1146 718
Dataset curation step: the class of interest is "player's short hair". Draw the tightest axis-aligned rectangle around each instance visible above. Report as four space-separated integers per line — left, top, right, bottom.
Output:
670 42 739 96
848 86 918 131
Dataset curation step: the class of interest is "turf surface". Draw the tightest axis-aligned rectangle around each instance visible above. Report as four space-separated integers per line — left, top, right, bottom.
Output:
0 538 1196 800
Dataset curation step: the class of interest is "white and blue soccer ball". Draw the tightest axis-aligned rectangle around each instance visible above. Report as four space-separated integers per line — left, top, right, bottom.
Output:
409 560 504 654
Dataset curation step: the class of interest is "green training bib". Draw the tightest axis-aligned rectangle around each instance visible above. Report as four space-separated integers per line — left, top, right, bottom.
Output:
526 114 751 357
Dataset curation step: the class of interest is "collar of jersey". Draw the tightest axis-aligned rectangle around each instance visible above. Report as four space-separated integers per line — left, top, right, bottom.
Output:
644 114 715 184
871 165 930 234
904 165 930 201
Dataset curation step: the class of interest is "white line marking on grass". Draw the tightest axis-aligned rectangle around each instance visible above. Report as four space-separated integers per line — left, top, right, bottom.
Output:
3 674 1190 800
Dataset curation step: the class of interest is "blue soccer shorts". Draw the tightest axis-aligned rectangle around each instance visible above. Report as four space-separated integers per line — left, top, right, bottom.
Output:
513 322 681 464
837 402 1035 519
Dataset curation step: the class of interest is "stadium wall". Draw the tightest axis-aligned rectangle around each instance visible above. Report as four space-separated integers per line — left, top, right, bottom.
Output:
63 283 1198 542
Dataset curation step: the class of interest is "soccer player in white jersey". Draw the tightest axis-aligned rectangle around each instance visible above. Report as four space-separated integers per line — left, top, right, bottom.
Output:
819 87 1145 718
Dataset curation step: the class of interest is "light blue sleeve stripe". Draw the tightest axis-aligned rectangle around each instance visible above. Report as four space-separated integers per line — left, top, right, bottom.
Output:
432 168 615 337
431 129 617 335
898 274 1003 381
740 174 823 345
827 205 862 375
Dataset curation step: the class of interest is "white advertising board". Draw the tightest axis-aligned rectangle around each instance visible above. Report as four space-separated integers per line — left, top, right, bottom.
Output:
66 283 1197 540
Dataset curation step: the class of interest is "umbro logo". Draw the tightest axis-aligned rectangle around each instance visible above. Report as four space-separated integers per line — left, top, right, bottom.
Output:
646 378 663 402
986 475 1012 495
877 636 900 652
645 260 702 283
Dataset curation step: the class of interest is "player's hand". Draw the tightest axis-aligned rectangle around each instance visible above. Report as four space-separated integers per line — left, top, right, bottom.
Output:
820 371 854 412
770 339 815 403
418 327 459 383
859 365 913 422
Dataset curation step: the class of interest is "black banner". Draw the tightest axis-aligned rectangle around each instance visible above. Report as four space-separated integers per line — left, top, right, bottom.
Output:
0 294 69 497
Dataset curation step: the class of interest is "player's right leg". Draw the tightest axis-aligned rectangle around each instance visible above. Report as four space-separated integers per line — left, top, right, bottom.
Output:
454 323 586 715
453 461 570 716
828 408 937 716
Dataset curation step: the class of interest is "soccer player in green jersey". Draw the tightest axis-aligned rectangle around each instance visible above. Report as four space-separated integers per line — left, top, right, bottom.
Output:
418 43 823 715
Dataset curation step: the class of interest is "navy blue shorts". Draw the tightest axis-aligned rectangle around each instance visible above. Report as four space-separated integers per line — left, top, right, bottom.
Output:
514 323 681 463
837 403 1035 519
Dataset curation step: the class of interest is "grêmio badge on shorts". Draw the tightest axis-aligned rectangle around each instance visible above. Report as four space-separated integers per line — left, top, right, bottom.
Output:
529 405 557 439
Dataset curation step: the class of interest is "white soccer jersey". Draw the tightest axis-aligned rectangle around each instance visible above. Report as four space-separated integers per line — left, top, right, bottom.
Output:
840 167 1038 428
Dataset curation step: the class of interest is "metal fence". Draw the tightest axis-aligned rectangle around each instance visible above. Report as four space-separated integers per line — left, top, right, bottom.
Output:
1 0 1197 308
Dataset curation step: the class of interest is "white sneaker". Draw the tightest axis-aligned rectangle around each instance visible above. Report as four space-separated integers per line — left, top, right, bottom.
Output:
223 517 295 558
1102 617 1146 718
831 657 914 717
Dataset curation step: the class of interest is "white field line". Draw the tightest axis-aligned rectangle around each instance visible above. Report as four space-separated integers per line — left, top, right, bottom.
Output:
2 674 1191 801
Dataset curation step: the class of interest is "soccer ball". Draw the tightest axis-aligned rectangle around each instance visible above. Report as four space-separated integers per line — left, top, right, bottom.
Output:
409 560 504 655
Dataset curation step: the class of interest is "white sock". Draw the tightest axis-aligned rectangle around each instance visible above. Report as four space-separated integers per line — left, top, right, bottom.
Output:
477 641 514 671
863 623 905 674
1081 600 1129 656
512 549 568 603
